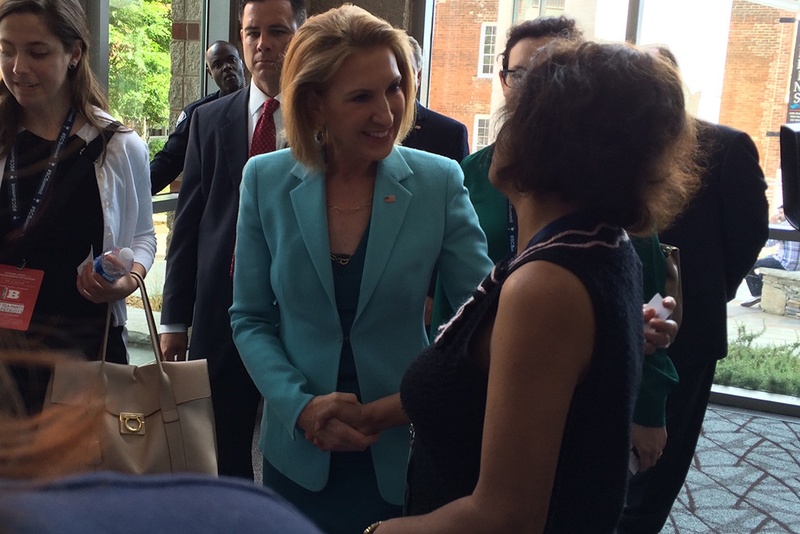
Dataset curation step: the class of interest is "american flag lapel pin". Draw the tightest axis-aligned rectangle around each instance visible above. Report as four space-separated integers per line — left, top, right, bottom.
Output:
384 195 396 203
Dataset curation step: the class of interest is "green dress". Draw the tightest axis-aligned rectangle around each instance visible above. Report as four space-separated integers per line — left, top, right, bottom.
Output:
630 235 680 427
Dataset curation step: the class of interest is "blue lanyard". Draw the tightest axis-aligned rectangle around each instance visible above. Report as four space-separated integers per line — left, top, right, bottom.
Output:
7 108 77 232
507 199 518 254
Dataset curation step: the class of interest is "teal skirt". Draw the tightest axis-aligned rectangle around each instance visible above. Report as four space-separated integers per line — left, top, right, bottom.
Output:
262 448 402 534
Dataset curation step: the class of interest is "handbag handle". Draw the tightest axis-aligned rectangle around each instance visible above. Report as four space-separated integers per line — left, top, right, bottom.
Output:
97 271 165 364
130 270 189 471
129 270 166 362
97 272 189 472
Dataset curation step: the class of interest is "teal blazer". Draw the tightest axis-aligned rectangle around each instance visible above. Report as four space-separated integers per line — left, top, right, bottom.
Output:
230 146 492 504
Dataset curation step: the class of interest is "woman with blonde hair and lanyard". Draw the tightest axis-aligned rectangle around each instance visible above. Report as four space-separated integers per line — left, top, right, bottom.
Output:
0 0 155 411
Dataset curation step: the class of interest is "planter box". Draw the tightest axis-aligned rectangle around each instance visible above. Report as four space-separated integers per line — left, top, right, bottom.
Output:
761 267 800 318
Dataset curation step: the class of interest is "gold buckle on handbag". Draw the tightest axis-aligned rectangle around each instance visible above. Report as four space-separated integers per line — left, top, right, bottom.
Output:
119 413 145 435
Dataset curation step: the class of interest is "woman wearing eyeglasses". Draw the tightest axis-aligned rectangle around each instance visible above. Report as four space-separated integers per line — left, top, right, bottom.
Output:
374 39 699 534
429 17 583 330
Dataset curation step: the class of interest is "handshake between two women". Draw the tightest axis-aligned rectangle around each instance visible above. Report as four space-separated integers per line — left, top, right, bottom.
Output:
298 393 401 452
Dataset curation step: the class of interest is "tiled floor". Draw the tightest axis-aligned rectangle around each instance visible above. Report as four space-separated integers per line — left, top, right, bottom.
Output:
664 406 800 533
253 404 800 532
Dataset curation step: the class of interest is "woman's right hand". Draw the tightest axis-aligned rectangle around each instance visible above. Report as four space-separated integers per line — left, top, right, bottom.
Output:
643 298 678 355
298 393 378 452
631 423 667 472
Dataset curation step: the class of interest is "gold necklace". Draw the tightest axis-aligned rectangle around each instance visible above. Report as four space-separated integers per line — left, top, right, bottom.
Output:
326 198 372 213
330 252 352 265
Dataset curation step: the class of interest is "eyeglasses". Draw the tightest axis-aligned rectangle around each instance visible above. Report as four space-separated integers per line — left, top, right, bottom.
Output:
500 68 526 88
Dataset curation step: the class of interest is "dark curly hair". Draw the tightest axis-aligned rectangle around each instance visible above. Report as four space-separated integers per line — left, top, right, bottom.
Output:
500 16 583 70
494 41 700 234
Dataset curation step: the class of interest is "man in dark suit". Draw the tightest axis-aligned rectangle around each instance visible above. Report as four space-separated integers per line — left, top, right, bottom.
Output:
618 117 769 532
159 0 307 479
401 36 469 162
150 40 246 195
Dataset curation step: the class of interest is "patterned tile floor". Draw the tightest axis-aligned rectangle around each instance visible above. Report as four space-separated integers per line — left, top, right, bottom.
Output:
663 406 800 533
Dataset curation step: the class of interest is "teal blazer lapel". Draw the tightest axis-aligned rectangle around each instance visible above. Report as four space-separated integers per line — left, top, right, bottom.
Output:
290 163 337 309
357 149 413 320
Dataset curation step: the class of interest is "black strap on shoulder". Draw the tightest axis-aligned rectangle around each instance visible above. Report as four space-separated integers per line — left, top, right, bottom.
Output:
79 125 117 164
13 127 118 241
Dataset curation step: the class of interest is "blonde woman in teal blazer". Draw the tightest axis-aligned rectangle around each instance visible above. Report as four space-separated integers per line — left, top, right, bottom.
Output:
231 145 490 522
229 8 491 533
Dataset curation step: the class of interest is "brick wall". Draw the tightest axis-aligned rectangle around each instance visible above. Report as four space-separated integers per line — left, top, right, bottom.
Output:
719 0 795 207
428 0 498 147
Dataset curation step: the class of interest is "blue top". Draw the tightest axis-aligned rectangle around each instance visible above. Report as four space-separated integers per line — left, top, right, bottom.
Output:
0 472 323 533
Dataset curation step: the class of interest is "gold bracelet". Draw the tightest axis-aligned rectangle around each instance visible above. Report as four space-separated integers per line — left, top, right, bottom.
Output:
363 521 382 534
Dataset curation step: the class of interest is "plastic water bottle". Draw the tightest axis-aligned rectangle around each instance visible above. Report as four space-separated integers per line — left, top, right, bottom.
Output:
94 247 135 283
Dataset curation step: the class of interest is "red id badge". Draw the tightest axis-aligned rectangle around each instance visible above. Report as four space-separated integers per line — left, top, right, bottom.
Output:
0 265 44 331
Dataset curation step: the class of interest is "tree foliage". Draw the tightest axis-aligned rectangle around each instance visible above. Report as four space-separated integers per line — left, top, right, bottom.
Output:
108 0 171 139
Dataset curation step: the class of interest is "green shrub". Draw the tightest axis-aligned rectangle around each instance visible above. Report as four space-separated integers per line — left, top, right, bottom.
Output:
715 324 800 397
148 136 167 161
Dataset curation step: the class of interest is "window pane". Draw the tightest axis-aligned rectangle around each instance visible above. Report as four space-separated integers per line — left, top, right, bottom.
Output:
428 0 629 150
473 115 492 151
479 23 498 77
427 0 800 400
107 0 172 140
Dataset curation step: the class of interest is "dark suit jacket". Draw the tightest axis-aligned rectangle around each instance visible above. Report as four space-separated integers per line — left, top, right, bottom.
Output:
659 121 768 368
161 87 251 377
150 91 220 194
402 101 469 162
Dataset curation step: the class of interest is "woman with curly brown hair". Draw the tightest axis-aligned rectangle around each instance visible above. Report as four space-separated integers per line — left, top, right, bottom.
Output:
371 40 699 534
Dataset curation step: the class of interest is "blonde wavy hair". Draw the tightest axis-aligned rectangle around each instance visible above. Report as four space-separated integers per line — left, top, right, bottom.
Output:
280 4 416 170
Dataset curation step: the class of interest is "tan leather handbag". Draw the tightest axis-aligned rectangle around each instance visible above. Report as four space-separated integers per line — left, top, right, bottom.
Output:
42 271 218 475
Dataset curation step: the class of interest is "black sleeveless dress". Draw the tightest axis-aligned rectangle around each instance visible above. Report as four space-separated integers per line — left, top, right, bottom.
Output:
401 211 643 532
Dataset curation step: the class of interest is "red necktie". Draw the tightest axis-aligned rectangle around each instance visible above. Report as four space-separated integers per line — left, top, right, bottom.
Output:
249 98 280 157
233 98 280 277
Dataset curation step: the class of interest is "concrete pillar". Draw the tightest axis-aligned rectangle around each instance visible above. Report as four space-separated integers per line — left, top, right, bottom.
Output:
167 0 203 129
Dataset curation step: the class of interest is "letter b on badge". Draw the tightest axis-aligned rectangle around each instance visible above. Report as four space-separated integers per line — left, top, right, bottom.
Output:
2 288 20 300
